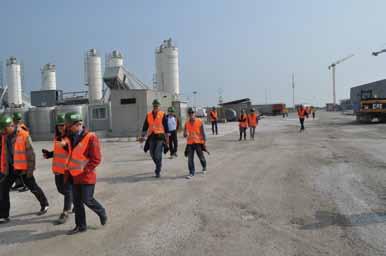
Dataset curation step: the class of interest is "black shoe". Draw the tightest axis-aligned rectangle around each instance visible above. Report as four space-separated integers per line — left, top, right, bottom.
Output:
18 186 29 192
173 153 178 157
67 226 87 235
155 173 160 178
0 217 10 224
100 215 108 226
37 205 49 216
53 212 69 225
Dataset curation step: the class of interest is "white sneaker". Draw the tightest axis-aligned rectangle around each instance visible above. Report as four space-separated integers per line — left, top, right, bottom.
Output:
186 174 193 179
202 168 207 174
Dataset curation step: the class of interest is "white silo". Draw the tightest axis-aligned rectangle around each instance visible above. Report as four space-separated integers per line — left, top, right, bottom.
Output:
6 57 23 107
41 63 57 90
107 50 124 68
155 48 163 91
85 49 103 103
155 38 180 95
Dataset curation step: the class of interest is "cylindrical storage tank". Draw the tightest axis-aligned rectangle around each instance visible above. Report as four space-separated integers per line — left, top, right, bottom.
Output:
107 50 124 68
41 63 57 90
85 49 103 103
54 104 89 128
155 38 180 95
6 57 23 107
28 107 55 141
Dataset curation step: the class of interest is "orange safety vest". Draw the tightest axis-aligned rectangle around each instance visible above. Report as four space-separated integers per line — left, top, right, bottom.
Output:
66 133 93 176
248 113 257 127
52 139 69 174
0 129 29 173
298 108 306 118
147 111 165 136
210 111 217 122
185 118 205 145
239 114 248 128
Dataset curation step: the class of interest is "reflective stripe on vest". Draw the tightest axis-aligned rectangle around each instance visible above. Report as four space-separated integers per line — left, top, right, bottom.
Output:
147 111 165 136
0 129 29 172
210 111 217 122
248 113 257 127
239 114 248 128
52 140 69 174
66 133 93 176
185 119 204 145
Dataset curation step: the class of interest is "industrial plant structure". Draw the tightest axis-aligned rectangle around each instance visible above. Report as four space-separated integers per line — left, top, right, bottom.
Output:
1 38 187 140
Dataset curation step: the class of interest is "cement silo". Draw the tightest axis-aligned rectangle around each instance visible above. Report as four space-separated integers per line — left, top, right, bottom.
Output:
106 50 123 68
41 63 56 90
155 38 180 95
85 49 103 103
6 57 23 107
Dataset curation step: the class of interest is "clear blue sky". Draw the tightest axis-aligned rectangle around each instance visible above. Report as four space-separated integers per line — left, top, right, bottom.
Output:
1 0 386 107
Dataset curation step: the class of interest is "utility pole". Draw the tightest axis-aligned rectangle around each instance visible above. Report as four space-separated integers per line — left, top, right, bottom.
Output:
292 73 295 108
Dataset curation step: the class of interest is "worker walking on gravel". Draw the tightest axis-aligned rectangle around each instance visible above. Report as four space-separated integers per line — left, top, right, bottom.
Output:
166 107 179 158
0 115 49 224
184 107 207 179
140 99 169 178
311 107 316 120
42 113 73 225
10 112 29 192
63 112 107 235
209 107 218 135
298 105 308 131
238 110 248 141
248 108 258 140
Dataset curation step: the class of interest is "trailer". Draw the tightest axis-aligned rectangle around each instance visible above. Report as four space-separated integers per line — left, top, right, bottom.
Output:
253 103 286 116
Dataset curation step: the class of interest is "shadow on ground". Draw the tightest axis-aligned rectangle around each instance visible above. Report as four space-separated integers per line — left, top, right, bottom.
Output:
296 210 386 230
0 229 65 245
0 214 58 229
98 172 187 184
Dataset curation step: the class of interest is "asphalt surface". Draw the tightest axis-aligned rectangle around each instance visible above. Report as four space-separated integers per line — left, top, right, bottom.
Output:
0 111 386 256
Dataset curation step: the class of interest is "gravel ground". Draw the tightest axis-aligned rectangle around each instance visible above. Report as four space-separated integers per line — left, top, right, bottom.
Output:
0 111 385 256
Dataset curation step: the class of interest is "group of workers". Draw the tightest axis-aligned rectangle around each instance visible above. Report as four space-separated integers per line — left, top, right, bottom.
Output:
238 108 259 140
297 105 316 131
140 100 207 179
0 99 315 236
0 111 107 235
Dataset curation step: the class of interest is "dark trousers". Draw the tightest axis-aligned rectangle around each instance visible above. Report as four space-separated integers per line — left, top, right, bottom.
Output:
312 113 315 119
0 172 49 218
239 127 247 140
168 131 178 155
149 139 164 175
211 121 218 135
72 183 106 229
187 144 207 176
55 174 72 212
249 127 256 139
299 118 305 130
